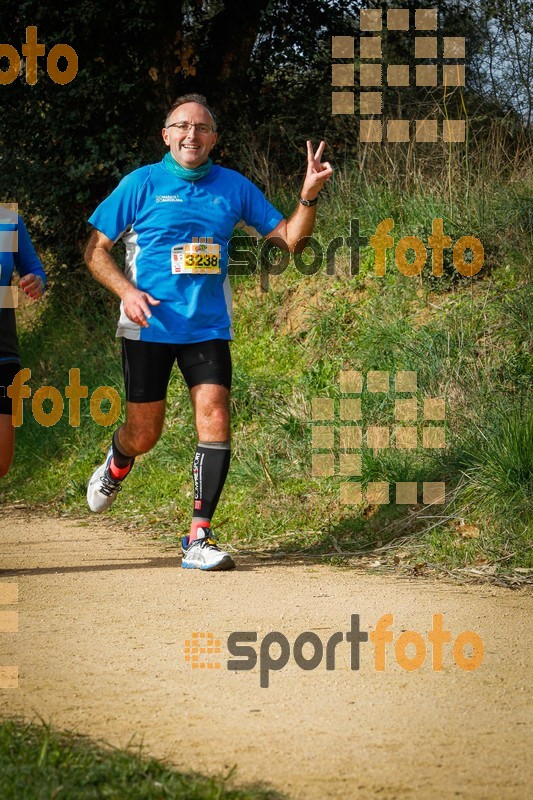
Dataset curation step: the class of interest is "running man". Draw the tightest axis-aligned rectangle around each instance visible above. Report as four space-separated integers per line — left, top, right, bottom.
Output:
0 211 46 477
84 93 332 570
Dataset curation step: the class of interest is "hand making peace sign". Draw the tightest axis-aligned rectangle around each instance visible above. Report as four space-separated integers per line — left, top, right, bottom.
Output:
301 140 334 201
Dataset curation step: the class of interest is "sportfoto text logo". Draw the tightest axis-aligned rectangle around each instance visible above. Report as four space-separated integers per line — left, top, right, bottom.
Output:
3 368 121 428
0 27 78 85
228 218 483 279
184 614 484 688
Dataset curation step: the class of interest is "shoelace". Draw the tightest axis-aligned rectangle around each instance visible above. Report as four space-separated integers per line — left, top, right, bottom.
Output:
100 471 122 498
200 537 220 549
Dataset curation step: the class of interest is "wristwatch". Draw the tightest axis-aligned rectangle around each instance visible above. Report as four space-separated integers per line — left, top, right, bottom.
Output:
299 196 318 207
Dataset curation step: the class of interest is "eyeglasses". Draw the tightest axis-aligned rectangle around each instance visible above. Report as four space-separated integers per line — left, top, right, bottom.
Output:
166 122 216 135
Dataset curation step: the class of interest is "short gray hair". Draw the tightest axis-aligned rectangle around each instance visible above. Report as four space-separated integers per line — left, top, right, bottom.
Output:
164 94 217 129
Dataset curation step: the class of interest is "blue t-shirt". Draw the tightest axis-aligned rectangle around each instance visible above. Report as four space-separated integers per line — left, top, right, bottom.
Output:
88 161 284 343
0 214 46 363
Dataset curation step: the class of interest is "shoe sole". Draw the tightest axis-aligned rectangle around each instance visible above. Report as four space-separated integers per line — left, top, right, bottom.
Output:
182 555 236 571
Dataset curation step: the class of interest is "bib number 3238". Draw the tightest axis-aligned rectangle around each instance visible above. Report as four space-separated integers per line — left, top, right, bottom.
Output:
171 241 221 274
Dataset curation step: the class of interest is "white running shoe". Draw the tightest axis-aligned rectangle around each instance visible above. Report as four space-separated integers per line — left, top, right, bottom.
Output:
181 527 235 571
87 446 132 513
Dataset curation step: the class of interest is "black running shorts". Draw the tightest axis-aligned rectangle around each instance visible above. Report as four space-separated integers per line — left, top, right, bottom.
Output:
0 362 21 416
121 338 232 403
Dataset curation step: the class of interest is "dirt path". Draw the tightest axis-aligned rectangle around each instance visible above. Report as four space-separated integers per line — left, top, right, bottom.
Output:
0 511 531 799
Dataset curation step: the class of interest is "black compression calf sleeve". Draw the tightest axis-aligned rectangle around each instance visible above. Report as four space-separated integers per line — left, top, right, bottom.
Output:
192 441 231 521
112 429 135 469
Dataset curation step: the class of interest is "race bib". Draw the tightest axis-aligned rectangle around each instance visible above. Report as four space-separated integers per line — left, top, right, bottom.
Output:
171 240 221 274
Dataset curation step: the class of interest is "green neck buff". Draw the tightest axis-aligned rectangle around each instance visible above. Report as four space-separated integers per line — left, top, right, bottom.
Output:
162 152 212 181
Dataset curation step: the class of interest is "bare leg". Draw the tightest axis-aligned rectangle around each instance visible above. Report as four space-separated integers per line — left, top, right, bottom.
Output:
116 399 167 456
0 415 15 477
190 383 230 442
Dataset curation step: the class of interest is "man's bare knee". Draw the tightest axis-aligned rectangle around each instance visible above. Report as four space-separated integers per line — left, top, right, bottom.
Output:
121 426 161 455
201 402 228 424
119 400 165 455
136 430 161 453
196 410 230 442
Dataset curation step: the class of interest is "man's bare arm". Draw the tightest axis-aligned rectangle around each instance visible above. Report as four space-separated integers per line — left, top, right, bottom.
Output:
266 140 333 252
84 229 160 328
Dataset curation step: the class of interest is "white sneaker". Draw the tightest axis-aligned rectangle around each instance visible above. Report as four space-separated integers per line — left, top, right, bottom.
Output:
181 527 235 571
87 446 132 513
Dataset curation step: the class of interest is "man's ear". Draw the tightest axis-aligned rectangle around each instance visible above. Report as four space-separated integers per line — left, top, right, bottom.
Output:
209 132 218 151
161 127 170 146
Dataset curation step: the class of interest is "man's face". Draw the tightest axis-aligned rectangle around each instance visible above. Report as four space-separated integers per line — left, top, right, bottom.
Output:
162 102 218 169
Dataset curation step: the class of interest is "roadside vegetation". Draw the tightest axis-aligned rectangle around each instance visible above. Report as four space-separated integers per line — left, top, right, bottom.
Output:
0 719 284 799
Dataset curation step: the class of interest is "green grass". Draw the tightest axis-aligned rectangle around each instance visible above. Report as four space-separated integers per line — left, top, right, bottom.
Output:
454 403 532 523
1 167 531 574
0 719 284 799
